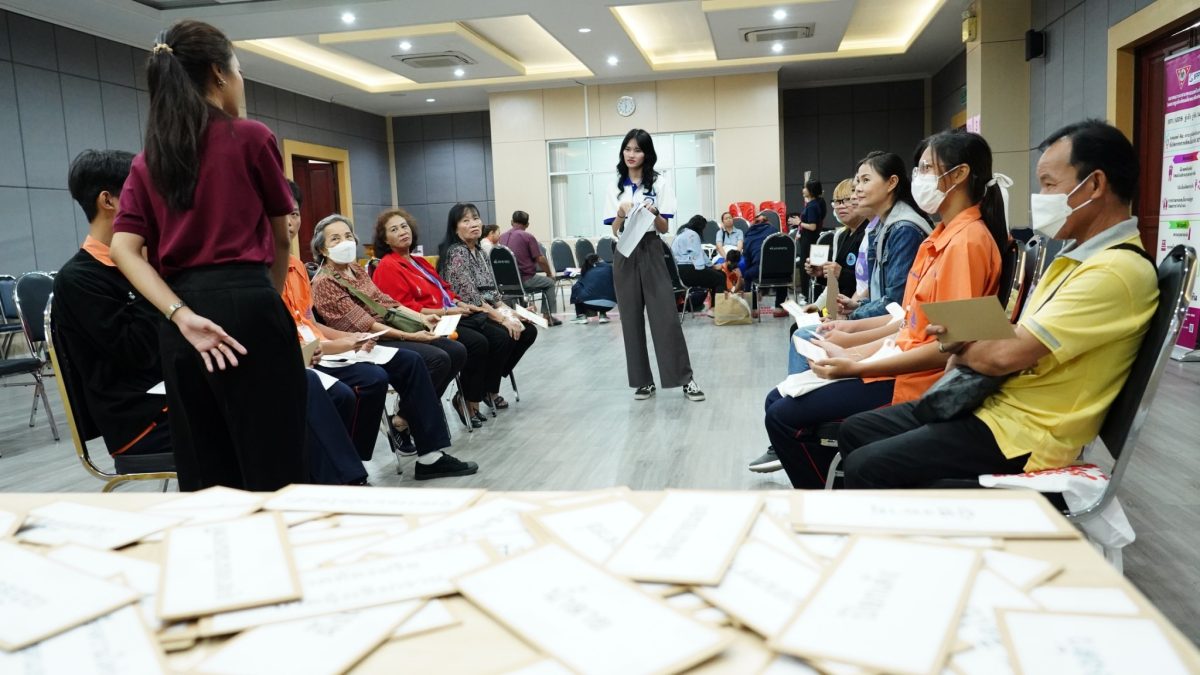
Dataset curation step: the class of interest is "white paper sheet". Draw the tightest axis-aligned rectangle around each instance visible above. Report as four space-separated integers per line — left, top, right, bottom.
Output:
264 484 483 516
772 537 978 675
1000 611 1189 675
606 491 761 585
792 492 1066 537
0 509 18 538
748 514 825 569
761 655 822 674
506 659 574 675
195 603 418 675
0 541 139 650
319 345 398 368
313 369 339 390
616 202 656 258
0 605 164 675
780 301 822 327
147 381 165 395
46 544 161 597
886 302 907 323
529 499 645 564
1028 586 1141 615
17 502 180 550
792 334 829 362
982 549 1061 590
457 544 729 675
808 244 830 266
292 533 391 571
665 592 707 611
391 599 458 640
695 539 823 638
157 513 300 621
513 303 550 328
433 313 461 336
947 569 1039 675
795 533 847 560
201 542 490 636
142 486 266 534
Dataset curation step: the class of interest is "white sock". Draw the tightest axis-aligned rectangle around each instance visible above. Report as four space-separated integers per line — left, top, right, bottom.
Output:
417 451 444 465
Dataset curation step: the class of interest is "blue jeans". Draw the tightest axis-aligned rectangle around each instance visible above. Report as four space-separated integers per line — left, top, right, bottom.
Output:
787 325 821 375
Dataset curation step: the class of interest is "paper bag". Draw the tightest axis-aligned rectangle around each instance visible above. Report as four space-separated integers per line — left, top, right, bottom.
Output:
714 293 752 326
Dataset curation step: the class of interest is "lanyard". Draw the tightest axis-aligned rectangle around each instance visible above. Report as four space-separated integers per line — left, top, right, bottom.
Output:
407 258 454 308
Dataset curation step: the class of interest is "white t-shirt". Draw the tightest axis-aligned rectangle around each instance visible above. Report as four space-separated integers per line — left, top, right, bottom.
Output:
602 171 676 227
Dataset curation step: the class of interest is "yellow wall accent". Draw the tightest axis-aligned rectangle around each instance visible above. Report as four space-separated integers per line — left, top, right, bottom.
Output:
281 139 354 255
1107 0 1199 140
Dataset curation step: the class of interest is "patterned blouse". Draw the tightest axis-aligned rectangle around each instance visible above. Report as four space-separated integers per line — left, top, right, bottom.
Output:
310 262 399 333
441 243 499 307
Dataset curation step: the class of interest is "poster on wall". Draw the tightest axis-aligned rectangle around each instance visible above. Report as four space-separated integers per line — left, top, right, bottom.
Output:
1159 45 1200 356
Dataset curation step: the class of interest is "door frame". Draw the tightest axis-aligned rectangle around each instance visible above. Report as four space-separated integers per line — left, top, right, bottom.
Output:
1108 0 1200 138
281 139 354 256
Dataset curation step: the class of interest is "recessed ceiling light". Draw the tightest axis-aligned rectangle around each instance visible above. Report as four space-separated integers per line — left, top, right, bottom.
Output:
771 42 784 53
426 98 436 103
578 27 592 33
340 11 356 24
773 8 787 20
454 68 465 77
607 55 619 66
399 41 412 51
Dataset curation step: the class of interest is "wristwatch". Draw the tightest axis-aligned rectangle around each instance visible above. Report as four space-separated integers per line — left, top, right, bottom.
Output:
165 301 186 322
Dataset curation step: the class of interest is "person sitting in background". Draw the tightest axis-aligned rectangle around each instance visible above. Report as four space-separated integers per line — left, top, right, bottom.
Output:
439 202 538 409
570 254 617 324
742 211 788 317
498 210 562 326
722 249 744 294
310 215 468 400
671 214 726 313
480 224 500 256
371 208 499 427
715 211 743 258
754 131 1005 487
838 120 1157 489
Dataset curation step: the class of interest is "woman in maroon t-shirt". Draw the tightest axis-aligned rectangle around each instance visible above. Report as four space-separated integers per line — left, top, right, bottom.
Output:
110 20 305 491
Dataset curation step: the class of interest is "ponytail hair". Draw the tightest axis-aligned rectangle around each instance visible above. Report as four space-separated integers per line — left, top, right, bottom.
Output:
856 150 930 227
143 20 234 212
925 131 1008 254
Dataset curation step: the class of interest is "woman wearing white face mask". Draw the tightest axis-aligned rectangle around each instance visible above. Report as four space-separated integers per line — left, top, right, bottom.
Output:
310 214 469 403
761 131 1006 489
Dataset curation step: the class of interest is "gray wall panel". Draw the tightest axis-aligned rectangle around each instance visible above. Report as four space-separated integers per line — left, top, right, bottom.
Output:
422 115 453 141
393 141 428 205
453 112 483 139
453 137 486 201
0 61 27 188
1107 0 1134 24
423 139 458 203
54 26 97 80
1083 0 1109 119
852 111 891 166
393 116 422 143
0 187 35 274
95 39 134 87
275 89 296 122
8 13 56 70
0 11 8 61
14 64 68 190
1061 6 1086 124
29 188 77 269
60 74 106 162
100 84 141 153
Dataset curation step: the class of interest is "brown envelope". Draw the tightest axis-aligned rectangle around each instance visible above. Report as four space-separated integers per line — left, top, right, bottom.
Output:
920 296 1016 343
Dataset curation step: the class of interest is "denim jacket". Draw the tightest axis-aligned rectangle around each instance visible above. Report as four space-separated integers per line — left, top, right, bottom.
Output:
851 200 930 320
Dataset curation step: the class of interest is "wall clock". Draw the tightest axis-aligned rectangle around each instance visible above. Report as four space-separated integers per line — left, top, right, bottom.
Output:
616 95 636 117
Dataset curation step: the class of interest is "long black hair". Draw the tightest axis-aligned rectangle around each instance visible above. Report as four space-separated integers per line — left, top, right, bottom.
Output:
616 128 658 193
436 202 480 275
926 130 1008 254
857 150 930 226
143 20 235 212
684 214 707 236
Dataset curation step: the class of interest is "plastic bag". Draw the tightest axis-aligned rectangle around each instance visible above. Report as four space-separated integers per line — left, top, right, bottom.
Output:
714 293 752 326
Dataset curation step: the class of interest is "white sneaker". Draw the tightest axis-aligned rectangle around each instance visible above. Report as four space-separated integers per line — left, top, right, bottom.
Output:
598 314 611 324
570 315 588 324
683 380 705 402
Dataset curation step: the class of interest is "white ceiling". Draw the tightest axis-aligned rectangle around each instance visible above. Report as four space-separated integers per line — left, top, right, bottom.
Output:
0 0 972 117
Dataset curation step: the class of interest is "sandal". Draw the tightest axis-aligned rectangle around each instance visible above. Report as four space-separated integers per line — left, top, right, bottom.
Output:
484 394 509 410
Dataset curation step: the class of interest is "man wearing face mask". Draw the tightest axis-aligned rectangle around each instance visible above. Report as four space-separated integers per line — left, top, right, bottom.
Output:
836 120 1159 489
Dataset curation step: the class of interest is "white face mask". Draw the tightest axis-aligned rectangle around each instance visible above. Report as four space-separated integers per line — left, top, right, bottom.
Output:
327 239 358 264
1030 174 1094 239
911 165 962 215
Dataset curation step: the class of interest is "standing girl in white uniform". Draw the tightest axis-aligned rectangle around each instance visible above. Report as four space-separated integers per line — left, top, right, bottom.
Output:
605 128 704 402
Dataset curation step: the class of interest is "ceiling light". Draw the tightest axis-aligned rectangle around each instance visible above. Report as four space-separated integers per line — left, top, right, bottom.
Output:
453 68 465 77
773 9 787 20
399 41 412 51
340 11 356 25
607 55 619 66
578 27 592 33
425 98 436 103
771 42 784 53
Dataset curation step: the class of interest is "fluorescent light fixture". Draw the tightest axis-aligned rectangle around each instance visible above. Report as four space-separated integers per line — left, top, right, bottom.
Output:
426 97 436 102
399 40 412 50
578 27 592 33
340 11 356 25
454 68 465 77
771 42 783 53
607 55 619 65
773 8 787 20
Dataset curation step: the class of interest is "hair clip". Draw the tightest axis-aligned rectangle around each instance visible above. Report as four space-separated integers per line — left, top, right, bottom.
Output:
152 42 173 55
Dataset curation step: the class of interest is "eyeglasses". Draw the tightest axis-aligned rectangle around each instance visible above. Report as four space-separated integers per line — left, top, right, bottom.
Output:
831 199 850 206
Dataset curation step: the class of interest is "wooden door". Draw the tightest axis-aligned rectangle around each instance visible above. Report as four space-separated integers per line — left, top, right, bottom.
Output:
291 158 341 263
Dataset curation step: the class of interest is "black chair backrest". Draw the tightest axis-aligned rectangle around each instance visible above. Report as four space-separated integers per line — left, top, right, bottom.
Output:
575 238 596 264
761 211 781 232
366 257 380 279
15 272 54 347
702 220 718 245
305 262 319 281
660 240 686 293
0 276 17 321
1005 238 1041 322
46 294 101 441
995 239 1023 310
758 233 796 287
1027 235 1070 299
597 236 615 263
733 218 749 235
489 245 527 301
550 239 575 273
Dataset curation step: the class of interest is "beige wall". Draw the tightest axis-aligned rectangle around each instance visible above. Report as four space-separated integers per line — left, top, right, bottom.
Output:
489 72 781 241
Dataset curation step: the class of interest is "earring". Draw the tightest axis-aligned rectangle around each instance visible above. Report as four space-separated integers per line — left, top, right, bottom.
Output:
217 78 226 87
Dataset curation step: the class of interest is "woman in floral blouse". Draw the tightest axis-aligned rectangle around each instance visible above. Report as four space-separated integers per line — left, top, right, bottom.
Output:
437 203 537 412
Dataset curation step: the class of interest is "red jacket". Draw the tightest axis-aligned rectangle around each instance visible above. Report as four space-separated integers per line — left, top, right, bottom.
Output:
372 251 459 312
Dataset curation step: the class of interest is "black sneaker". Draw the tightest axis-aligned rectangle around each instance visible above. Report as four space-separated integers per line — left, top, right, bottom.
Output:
748 447 782 473
414 453 479 480
388 426 417 457
683 380 705 402
634 383 656 400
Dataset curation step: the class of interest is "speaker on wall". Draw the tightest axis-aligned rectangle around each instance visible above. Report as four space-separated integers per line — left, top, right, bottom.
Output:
1025 29 1045 61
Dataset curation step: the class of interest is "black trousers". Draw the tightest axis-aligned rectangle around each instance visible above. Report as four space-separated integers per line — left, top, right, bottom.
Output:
449 323 491 403
160 264 307 492
380 337 465 397
678 266 726 306
480 320 537 394
314 362 388 461
838 401 1029 489
306 371 368 485
574 303 611 317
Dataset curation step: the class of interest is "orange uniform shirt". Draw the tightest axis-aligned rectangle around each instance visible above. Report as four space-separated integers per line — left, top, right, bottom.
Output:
282 256 323 343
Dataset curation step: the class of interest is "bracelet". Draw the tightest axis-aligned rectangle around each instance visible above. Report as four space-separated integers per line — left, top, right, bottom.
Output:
165 301 186 322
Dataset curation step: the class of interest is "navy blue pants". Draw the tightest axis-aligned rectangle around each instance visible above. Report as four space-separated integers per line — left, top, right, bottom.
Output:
305 370 368 485
314 363 388 461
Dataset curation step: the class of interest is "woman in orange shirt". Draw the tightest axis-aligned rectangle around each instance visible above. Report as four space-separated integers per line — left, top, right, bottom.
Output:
763 131 1008 489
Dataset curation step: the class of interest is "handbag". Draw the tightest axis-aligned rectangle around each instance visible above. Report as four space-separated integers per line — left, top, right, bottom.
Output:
714 292 752 326
321 269 427 334
912 365 1006 423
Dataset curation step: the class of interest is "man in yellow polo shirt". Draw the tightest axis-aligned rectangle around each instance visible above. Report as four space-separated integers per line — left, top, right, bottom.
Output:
836 120 1159 488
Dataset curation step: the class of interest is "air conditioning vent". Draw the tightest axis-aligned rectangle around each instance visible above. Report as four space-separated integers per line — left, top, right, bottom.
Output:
741 24 815 42
393 51 477 69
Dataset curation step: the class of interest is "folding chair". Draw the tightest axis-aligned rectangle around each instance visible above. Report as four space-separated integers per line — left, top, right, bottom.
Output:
0 276 23 358
366 257 381 280
11 272 58 440
754 233 796 322
760 210 782 232
994 239 1024 311
1026 235 1070 299
733 218 749 236
660 241 705 322
702 220 718 245
488 245 536 307
44 294 175 491
596 236 615 263
1003 238 1041 322
549 239 576 311
574 238 596 265
805 229 836 303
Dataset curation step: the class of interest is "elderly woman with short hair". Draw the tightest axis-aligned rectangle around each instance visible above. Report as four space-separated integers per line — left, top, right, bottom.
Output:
309 214 467 400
